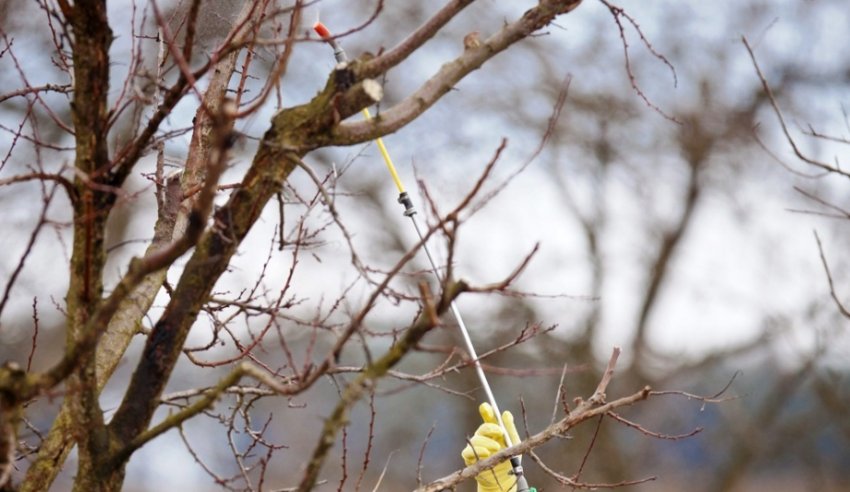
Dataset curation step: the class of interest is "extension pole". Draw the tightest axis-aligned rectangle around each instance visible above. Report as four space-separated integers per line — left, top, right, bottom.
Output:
314 22 531 492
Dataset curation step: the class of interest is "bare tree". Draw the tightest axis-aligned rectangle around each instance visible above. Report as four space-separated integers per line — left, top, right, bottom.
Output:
3 1 848 491
0 1 694 491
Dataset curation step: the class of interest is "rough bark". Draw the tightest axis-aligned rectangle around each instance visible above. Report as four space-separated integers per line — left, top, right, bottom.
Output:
64 1 115 489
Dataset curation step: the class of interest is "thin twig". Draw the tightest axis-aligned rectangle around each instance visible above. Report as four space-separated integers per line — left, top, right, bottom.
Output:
743 36 850 179
814 230 850 319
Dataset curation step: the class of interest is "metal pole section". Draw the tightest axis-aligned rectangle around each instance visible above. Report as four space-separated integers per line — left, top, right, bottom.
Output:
314 21 531 491
407 203 530 492
408 214 510 439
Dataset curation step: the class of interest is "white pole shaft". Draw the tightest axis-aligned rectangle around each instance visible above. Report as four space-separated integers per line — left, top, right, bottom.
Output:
409 216 515 447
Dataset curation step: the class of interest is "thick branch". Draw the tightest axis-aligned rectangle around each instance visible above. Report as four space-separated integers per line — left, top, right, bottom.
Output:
104 142 302 454
358 0 476 79
35 111 231 396
329 0 583 146
62 0 115 485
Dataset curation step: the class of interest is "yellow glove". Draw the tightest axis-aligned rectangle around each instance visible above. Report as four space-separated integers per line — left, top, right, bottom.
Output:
461 402 521 492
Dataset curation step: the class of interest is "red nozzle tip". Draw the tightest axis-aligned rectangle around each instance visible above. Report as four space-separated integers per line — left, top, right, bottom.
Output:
313 22 332 40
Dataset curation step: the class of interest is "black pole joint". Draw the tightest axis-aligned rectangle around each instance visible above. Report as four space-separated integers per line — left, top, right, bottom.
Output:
398 192 416 216
510 456 534 492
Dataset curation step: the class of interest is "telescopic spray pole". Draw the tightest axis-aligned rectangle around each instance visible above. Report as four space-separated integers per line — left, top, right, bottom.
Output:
313 22 532 492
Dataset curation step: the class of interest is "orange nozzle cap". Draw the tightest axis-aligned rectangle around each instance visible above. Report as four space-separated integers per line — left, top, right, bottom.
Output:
313 22 332 40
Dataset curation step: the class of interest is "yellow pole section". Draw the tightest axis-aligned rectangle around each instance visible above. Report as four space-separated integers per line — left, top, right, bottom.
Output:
361 108 405 194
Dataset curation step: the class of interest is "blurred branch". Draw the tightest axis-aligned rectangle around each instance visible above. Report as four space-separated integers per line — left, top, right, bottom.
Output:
743 36 850 179
180 0 203 63
654 329 776 388
812 374 850 441
813 231 850 319
631 149 702 374
710 357 816 491
0 171 75 203
792 186 850 220
0 83 71 104
0 184 59 322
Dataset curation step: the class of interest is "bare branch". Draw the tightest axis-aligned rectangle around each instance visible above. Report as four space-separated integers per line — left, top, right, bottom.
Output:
814 230 850 319
0 171 76 203
330 0 583 146
418 349 652 492
599 0 679 122
743 36 850 179
528 447 657 489
0 83 71 104
358 0 476 79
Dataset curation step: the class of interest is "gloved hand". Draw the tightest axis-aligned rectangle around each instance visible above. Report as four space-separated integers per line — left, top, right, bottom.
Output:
461 402 521 492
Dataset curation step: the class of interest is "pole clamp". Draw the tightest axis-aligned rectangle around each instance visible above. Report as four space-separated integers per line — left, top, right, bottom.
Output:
398 192 416 216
